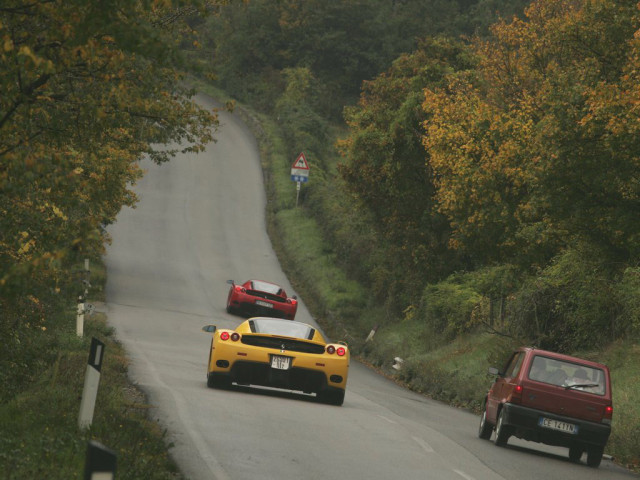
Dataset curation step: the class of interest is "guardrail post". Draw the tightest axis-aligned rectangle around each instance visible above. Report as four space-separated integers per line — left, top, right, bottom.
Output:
78 337 105 429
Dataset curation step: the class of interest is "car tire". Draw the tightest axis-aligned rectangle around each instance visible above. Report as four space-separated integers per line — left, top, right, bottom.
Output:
569 445 584 462
207 372 231 389
494 409 511 446
478 409 493 440
586 445 604 468
318 389 345 406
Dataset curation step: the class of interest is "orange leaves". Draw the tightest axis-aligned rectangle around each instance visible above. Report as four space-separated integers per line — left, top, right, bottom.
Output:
419 0 640 266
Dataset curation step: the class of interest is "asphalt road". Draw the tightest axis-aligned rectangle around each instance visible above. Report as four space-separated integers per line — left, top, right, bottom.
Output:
104 94 637 480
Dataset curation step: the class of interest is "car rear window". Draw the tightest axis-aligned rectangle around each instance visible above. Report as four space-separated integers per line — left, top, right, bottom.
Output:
251 280 282 295
528 355 606 395
249 318 315 340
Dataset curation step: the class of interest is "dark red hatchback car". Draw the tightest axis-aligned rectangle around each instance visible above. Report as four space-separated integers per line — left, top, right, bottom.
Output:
479 347 613 468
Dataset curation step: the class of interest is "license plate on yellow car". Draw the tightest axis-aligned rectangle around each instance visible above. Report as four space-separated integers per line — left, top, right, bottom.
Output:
271 355 291 370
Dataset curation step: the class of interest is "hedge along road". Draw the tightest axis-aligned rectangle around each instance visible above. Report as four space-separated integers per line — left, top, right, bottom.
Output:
103 93 638 480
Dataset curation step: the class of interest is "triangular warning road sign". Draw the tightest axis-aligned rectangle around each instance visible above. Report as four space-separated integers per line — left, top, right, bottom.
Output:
292 152 309 170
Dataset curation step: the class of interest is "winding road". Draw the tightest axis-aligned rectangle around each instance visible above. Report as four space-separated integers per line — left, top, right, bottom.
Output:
104 94 637 480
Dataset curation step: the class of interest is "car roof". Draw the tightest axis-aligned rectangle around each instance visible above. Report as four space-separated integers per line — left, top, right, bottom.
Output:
521 346 609 369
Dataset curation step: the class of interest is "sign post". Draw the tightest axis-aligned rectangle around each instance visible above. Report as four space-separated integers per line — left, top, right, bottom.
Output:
290 152 310 207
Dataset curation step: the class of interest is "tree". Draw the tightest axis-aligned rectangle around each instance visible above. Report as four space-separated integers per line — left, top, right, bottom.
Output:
338 36 475 308
0 0 220 397
423 0 640 268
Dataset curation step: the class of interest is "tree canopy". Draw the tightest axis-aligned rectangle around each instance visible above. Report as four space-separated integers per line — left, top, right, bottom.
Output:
0 0 220 396
338 0 640 348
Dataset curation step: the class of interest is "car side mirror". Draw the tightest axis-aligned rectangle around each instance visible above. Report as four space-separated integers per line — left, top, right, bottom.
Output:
292 295 297 300
226 279 235 286
202 325 217 333
488 367 500 376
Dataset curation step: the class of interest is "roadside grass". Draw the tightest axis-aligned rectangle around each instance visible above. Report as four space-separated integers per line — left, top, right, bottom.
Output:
0 289 184 480
598 341 640 469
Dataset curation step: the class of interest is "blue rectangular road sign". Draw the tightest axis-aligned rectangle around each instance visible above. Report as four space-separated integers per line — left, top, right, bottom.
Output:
291 175 309 183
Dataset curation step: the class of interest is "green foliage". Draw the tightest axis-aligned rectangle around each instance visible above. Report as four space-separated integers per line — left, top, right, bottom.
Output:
616 268 640 340
505 245 628 352
198 0 518 119
0 0 218 404
0 314 184 480
418 273 483 341
423 0 640 269
274 67 331 162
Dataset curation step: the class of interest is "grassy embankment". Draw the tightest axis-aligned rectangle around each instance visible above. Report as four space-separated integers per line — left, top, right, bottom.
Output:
0 260 184 480
194 82 640 472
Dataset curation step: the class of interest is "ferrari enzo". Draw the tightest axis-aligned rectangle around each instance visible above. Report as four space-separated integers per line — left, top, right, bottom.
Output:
202 317 349 405
226 279 298 320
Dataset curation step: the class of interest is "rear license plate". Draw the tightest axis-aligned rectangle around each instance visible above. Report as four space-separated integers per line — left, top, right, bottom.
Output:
271 355 291 370
255 300 273 308
538 417 578 434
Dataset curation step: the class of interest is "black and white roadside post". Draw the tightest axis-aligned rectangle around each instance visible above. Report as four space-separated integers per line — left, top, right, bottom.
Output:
290 152 310 207
84 440 116 480
79 337 105 430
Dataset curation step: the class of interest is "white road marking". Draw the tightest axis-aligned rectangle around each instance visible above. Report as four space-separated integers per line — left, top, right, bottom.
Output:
453 469 476 480
412 436 435 453
377 414 397 424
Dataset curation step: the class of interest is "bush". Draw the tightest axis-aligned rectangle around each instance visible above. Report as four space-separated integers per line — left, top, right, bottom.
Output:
417 273 483 341
508 246 623 352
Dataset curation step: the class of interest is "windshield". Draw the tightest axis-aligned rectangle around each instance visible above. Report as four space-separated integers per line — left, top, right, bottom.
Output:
528 355 606 395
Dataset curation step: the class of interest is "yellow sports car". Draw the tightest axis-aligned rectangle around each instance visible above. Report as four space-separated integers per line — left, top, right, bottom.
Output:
202 317 349 405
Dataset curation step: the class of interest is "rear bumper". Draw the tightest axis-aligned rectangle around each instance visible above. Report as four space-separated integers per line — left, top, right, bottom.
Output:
217 360 345 394
232 299 296 319
501 403 611 447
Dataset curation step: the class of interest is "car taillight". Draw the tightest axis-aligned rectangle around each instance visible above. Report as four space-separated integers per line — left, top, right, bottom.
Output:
326 345 336 354
603 405 613 424
230 332 240 342
235 286 246 293
336 347 346 356
220 332 230 341
510 384 523 404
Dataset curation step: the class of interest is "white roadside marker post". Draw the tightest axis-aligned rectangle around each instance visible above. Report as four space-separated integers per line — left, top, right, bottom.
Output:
365 324 379 342
84 440 116 480
78 337 105 429
76 295 85 337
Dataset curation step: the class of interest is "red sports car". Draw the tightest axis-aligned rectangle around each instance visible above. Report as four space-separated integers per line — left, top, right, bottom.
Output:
226 279 298 320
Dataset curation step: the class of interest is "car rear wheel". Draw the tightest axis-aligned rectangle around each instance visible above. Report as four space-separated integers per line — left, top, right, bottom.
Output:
478 409 493 440
586 445 604 468
207 372 231 389
318 389 345 406
494 409 511 446
569 445 584 462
